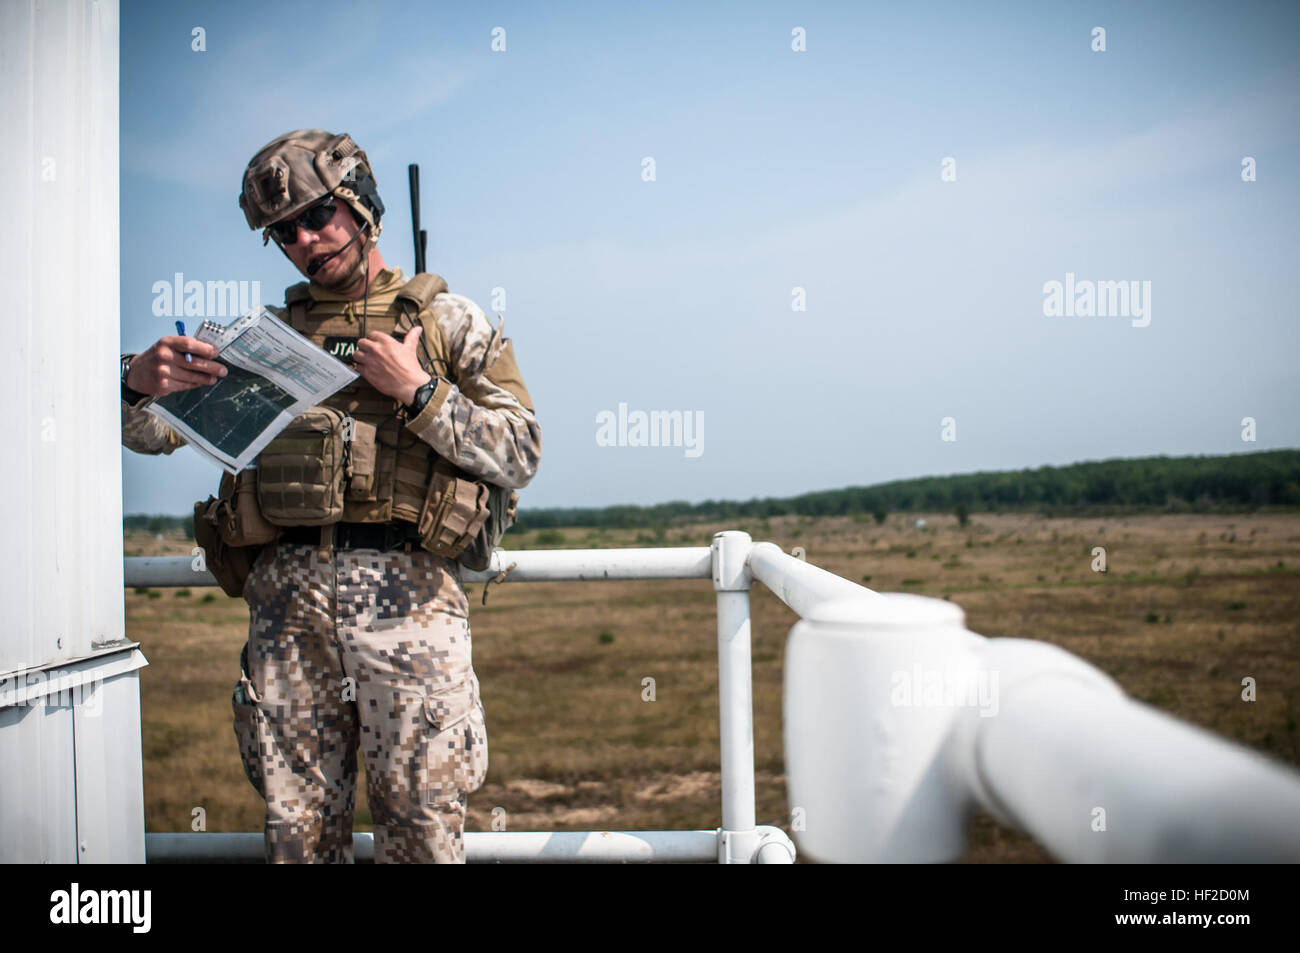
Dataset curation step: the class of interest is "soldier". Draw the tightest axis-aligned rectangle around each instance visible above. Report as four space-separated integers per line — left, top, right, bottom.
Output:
120 129 541 863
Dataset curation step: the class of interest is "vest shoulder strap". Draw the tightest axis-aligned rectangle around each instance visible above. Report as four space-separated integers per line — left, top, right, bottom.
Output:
395 272 448 313
399 273 452 382
285 281 312 328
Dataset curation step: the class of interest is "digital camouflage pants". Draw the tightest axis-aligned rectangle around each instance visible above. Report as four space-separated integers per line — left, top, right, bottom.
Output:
231 542 488 864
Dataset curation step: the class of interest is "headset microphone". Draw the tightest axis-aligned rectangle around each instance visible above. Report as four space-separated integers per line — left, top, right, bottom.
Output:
306 221 369 277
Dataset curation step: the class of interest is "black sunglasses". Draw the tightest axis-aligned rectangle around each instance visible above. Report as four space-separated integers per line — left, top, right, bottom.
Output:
268 195 338 245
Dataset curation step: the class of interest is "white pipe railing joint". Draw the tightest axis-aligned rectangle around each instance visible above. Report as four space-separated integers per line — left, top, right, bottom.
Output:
711 531 753 592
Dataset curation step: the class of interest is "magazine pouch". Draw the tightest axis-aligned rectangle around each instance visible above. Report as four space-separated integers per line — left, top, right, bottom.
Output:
345 418 378 501
255 406 350 526
417 458 491 560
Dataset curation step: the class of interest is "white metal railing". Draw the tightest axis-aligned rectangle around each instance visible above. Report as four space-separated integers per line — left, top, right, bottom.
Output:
131 531 795 863
127 530 1300 863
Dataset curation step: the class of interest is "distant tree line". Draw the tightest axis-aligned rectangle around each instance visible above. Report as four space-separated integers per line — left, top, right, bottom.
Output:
123 513 194 537
126 450 1300 535
511 450 1300 531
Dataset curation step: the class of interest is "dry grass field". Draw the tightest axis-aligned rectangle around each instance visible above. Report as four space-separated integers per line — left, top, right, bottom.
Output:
126 510 1300 862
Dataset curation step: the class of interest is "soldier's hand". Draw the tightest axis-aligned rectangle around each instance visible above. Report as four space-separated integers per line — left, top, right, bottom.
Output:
353 326 430 405
126 336 228 396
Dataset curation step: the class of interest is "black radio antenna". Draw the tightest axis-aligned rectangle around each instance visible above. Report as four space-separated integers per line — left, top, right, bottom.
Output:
408 163 428 274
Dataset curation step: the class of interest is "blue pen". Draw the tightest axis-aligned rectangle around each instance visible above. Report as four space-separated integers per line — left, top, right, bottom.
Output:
175 320 192 362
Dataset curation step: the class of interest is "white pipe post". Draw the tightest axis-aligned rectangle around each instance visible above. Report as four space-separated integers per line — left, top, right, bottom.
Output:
712 531 759 863
784 594 982 863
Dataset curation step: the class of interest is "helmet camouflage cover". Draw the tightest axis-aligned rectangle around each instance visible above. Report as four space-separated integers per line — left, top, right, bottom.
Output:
239 129 382 244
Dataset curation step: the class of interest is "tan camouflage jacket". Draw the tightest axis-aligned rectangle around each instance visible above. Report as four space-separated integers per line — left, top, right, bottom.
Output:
120 266 542 491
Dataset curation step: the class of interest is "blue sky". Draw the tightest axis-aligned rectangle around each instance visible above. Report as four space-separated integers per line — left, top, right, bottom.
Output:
120 0 1300 514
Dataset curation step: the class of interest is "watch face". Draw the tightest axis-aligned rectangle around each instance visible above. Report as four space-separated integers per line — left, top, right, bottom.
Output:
409 380 435 409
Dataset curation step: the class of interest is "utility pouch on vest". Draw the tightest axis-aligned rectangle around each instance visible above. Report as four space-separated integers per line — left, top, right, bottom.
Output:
194 496 269 599
458 484 520 572
345 418 378 501
256 406 350 526
216 469 280 546
417 459 492 559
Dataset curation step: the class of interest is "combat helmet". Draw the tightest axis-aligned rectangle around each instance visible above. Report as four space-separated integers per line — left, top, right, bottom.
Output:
239 129 386 287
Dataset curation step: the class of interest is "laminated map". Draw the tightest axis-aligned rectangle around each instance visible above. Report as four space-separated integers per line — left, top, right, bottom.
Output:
145 307 358 473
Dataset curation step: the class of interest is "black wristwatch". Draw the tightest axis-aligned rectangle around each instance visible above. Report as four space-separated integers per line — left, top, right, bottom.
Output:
405 377 438 416
121 353 149 404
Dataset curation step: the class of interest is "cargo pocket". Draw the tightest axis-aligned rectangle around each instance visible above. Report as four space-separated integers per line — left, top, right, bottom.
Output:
419 680 488 805
231 646 268 798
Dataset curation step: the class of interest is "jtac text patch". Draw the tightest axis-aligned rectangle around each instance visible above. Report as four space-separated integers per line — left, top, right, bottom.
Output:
323 336 358 360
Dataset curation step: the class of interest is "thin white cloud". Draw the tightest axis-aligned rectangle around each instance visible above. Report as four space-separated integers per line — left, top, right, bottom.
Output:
494 80 1297 304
